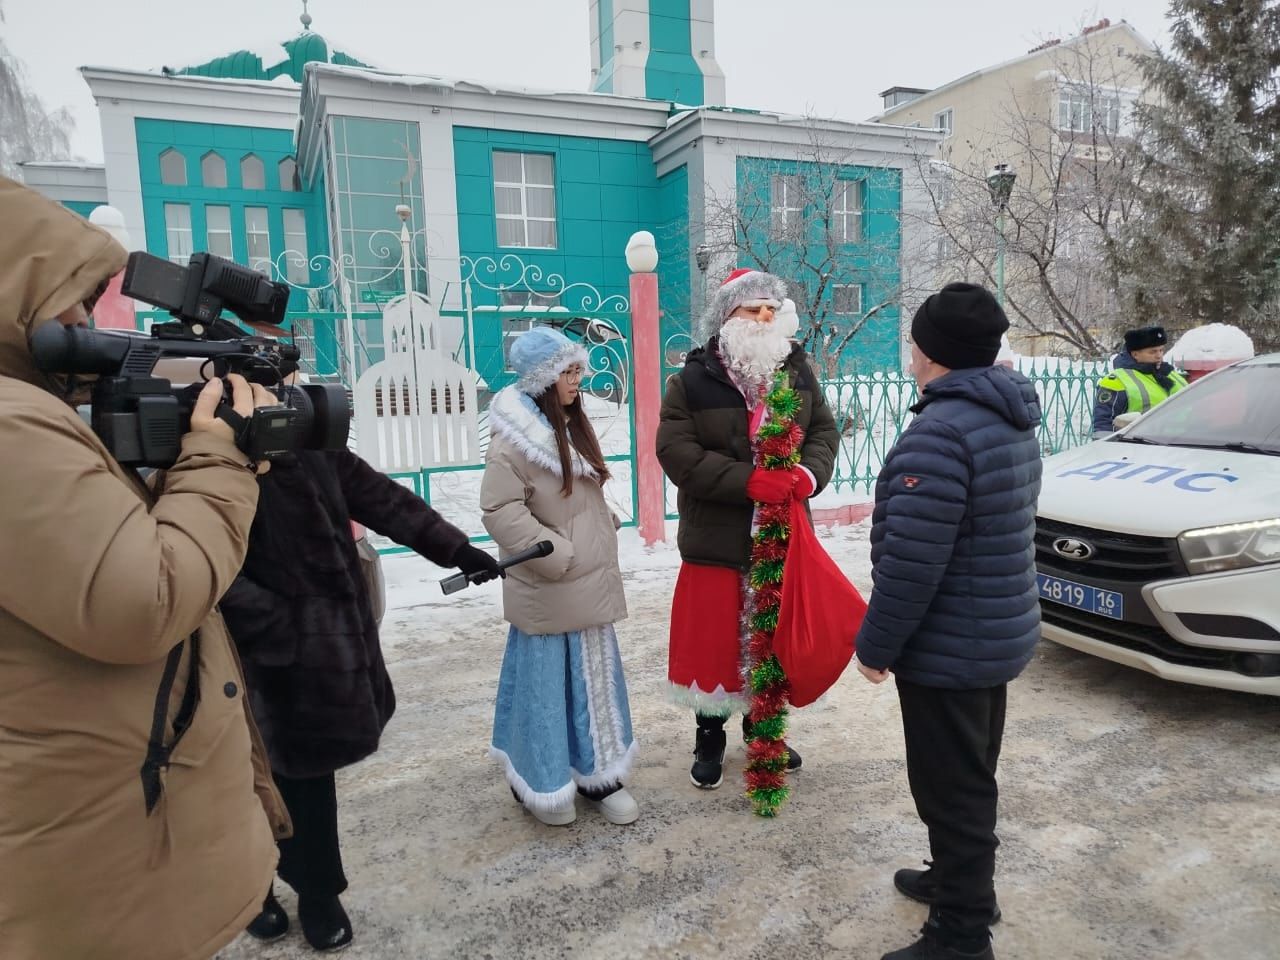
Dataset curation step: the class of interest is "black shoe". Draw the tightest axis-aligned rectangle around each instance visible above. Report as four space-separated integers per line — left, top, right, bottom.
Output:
691 724 727 789
246 886 289 942
784 744 802 770
893 862 1002 924
742 716 803 771
881 923 994 960
298 895 353 952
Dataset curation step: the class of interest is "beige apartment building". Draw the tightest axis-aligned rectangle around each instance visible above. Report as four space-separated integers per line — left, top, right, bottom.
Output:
873 19 1155 355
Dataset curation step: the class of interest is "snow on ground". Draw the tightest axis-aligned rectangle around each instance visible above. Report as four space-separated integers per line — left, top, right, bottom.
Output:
217 514 1280 960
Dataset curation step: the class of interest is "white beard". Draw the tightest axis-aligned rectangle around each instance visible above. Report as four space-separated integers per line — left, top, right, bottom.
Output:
719 316 794 398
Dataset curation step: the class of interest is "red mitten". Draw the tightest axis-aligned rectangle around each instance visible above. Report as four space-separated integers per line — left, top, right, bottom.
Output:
792 467 816 499
746 468 796 504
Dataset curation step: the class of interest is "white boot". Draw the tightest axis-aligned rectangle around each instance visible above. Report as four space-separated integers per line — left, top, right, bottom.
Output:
588 787 639 825
527 799 576 826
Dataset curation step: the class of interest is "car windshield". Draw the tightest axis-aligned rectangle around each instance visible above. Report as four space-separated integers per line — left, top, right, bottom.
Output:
1119 360 1280 454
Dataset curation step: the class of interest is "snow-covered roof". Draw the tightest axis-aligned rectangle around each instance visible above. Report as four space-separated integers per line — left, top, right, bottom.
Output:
872 21 1153 123
17 160 105 170
161 31 370 84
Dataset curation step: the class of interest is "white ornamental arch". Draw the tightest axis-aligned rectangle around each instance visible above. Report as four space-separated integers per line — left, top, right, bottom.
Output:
353 292 481 471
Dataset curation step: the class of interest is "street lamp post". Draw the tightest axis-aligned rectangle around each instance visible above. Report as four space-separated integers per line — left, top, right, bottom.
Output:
695 242 711 311
986 163 1016 306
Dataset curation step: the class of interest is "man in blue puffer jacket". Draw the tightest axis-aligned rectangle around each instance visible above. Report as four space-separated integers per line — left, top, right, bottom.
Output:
856 283 1042 960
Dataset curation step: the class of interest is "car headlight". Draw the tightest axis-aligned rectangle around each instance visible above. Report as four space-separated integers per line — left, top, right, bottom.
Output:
1179 518 1280 574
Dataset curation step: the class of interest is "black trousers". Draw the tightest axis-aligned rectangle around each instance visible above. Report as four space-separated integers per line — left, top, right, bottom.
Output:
275 772 349 899
897 679 1007 944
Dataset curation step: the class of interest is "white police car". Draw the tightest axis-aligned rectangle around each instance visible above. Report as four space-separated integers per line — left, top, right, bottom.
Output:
1035 353 1280 694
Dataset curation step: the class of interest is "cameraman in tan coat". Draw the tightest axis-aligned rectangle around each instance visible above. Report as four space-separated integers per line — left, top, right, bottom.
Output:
0 176 289 959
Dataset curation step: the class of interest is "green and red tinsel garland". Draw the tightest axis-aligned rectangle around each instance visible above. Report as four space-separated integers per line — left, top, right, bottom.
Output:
743 371 804 817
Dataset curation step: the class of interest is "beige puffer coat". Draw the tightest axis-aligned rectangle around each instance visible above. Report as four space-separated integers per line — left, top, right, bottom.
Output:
0 176 287 960
480 387 627 634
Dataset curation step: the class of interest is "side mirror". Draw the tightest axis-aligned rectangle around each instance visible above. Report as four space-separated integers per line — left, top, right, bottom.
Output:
1113 411 1143 430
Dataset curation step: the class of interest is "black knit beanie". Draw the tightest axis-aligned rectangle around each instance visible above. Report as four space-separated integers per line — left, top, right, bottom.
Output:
911 282 1008 369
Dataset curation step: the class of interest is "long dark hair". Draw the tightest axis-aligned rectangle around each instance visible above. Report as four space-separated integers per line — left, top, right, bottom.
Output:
534 387 611 496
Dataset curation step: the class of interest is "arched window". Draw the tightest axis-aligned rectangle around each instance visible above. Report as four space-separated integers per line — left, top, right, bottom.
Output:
240 153 266 190
159 149 187 186
200 152 227 188
278 157 299 192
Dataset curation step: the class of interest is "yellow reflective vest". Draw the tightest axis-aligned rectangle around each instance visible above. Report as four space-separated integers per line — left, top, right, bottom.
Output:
1098 366 1189 416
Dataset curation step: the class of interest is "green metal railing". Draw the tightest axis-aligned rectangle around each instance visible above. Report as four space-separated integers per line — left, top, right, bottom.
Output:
822 359 1108 495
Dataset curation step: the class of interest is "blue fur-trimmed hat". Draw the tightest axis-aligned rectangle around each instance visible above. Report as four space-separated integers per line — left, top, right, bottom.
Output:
509 325 590 396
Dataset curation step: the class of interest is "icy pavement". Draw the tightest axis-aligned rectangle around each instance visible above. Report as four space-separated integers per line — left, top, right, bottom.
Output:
217 521 1280 960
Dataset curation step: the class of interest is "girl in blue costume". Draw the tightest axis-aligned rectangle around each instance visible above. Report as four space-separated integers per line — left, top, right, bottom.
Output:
480 326 638 826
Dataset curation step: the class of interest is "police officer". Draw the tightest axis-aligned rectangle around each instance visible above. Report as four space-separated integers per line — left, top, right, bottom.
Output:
1091 325 1189 437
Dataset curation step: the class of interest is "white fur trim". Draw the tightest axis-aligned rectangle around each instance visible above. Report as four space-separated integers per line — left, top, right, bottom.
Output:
796 465 817 497
489 746 579 813
666 680 749 717
490 739 638 804
697 270 789 341
573 739 639 791
515 342 590 395
488 386 597 481
774 298 800 339
578 625 632 777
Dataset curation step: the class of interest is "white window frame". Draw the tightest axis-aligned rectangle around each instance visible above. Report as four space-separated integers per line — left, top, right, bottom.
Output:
833 179 864 243
832 283 863 316
1058 89 1122 136
164 203 193 265
771 174 804 238
934 108 954 138
493 152 558 250
282 208 309 284
244 206 271 272
204 204 233 259
1059 91 1091 133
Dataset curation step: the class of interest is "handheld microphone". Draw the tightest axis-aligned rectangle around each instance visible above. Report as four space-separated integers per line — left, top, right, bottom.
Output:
439 540 555 595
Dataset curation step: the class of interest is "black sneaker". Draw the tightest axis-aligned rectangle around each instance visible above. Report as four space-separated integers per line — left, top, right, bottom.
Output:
881 926 994 960
742 716 802 771
690 725 727 789
893 862 1002 925
245 886 289 943
298 895 353 952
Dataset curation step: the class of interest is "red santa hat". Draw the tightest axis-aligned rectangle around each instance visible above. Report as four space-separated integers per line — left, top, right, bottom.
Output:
698 268 792 340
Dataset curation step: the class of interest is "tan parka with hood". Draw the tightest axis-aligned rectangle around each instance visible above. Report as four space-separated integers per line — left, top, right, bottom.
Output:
0 176 288 960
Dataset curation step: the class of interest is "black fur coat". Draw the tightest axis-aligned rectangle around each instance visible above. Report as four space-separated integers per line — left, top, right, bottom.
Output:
218 449 469 778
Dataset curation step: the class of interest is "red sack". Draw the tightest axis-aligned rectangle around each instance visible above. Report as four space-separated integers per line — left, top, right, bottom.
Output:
774 497 866 707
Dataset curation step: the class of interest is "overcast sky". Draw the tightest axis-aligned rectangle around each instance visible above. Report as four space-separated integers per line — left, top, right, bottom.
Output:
4 0 1175 162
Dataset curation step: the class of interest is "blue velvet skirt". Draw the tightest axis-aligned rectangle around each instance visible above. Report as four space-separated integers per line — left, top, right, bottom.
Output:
490 623 636 812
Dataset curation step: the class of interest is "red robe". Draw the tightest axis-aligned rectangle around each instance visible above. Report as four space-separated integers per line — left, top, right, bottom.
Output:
667 398 769 716
668 561 748 714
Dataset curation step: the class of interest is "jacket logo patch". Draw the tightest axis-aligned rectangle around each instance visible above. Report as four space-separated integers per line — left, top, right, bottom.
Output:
1097 388 1115 403
903 476 921 489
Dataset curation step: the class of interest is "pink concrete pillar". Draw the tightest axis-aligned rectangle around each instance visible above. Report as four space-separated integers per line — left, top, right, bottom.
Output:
626 231 666 545
87 206 139 330
91 271 139 330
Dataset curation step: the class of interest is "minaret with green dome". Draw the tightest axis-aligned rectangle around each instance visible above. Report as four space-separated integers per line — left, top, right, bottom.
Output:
589 1 726 104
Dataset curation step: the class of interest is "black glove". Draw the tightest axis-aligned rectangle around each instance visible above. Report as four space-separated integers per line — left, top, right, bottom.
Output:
451 542 504 584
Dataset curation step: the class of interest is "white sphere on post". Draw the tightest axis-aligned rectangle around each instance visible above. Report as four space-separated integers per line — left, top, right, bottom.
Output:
625 230 659 273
